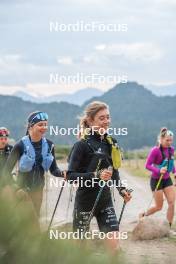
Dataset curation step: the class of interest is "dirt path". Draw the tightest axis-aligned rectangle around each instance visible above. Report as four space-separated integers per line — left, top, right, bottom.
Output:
40 163 176 264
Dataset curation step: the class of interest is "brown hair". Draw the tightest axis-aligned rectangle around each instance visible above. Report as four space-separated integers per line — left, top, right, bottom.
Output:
79 101 109 138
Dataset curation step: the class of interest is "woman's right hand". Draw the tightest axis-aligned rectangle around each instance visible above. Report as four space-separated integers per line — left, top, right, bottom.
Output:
99 169 112 181
62 170 67 180
160 167 167 174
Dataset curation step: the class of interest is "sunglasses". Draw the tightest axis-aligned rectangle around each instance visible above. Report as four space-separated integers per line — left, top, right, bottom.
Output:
161 130 174 137
167 131 174 136
0 131 9 137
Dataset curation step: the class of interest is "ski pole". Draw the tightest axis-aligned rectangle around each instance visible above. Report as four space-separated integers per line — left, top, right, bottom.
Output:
118 189 133 225
83 166 112 235
47 180 65 231
66 185 73 219
118 201 126 226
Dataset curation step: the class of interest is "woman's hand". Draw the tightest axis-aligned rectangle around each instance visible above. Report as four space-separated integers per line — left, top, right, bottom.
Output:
121 190 132 203
99 169 113 181
160 167 167 175
62 170 67 180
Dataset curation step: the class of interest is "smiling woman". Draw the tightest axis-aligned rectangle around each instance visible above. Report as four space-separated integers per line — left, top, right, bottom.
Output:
66 101 132 254
1 111 65 217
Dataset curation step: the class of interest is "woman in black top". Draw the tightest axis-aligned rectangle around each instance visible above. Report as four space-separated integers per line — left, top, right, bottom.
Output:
2 111 64 216
67 101 132 252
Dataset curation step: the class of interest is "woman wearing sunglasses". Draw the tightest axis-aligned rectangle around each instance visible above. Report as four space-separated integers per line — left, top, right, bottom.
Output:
0 127 13 175
140 127 176 227
2 111 65 216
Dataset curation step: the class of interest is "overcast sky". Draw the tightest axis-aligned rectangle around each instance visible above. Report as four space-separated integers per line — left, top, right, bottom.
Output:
0 0 175 96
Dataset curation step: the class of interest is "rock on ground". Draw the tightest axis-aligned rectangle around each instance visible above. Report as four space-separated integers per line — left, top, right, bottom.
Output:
132 217 170 240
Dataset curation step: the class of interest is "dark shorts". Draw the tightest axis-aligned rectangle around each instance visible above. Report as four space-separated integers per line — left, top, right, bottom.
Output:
73 200 119 235
150 177 173 192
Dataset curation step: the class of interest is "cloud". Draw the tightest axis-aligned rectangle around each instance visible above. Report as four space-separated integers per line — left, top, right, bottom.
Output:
57 56 73 65
0 54 23 74
0 82 102 97
95 44 106 51
155 0 176 6
95 42 163 62
0 53 53 86
0 85 22 95
0 0 175 91
0 54 42 74
83 54 101 64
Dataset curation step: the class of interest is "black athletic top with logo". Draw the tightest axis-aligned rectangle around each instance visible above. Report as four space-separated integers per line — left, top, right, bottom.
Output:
2 137 62 191
67 133 125 211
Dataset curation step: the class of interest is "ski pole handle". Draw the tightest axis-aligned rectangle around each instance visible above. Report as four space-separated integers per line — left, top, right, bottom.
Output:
127 188 133 194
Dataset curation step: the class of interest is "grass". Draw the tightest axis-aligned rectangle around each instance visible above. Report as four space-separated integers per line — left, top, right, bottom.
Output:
54 145 71 161
0 186 128 264
122 159 150 179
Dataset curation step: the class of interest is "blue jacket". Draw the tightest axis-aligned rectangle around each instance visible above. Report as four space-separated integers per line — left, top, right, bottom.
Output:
19 135 54 172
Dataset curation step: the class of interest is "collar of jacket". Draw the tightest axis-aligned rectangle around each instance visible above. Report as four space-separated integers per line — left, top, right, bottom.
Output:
87 131 108 141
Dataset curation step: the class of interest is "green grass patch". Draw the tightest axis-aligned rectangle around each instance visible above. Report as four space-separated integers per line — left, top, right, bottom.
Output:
0 188 128 264
122 159 150 178
54 145 72 160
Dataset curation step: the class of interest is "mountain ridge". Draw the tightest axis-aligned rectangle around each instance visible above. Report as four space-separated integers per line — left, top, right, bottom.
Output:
1 82 176 149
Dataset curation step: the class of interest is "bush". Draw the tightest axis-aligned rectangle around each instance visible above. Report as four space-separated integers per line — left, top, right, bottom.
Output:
0 189 127 264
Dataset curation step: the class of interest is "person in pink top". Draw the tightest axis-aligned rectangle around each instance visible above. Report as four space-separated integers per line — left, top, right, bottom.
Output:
139 127 176 227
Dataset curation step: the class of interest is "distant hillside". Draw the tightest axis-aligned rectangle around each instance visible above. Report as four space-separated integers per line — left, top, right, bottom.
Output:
1 82 176 149
13 88 103 105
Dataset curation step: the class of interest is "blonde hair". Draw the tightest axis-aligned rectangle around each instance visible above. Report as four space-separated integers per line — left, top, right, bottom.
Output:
157 127 174 145
79 101 109 138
